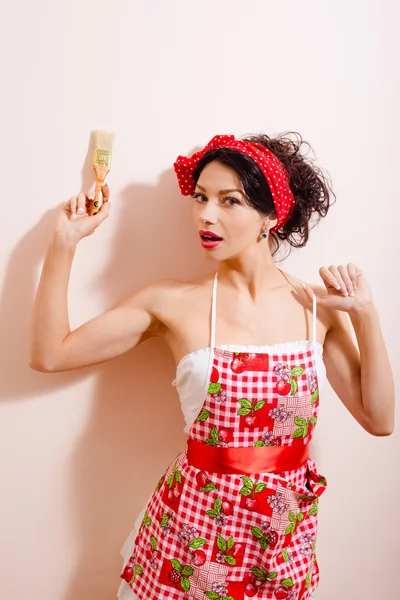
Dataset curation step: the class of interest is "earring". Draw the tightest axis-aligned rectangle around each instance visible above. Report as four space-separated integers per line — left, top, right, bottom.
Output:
261 228 268 239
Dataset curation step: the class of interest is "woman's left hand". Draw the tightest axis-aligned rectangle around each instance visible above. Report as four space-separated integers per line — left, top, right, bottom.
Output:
305 263 373 313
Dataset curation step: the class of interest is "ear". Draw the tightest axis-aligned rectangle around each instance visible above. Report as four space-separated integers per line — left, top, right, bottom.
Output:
266 216 278 230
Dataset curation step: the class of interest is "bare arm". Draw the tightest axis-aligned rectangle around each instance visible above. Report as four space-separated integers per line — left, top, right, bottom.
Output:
311 263 395 436
29 231 166 372
29 186 166 373
29 232 77 371
323 305 394 436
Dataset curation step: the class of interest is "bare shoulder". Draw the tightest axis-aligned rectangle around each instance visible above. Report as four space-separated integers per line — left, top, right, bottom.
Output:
148 273 211 301
128 272 213 323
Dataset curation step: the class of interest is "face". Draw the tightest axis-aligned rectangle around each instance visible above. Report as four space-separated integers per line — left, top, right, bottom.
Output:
192 160 275 259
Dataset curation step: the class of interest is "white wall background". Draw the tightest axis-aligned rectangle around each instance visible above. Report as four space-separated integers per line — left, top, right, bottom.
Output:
1 1 399 599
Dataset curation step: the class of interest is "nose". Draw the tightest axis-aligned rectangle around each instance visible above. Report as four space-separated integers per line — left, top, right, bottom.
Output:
198 198 218 224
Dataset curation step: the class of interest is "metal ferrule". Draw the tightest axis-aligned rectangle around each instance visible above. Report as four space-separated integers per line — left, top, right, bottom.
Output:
93 148 112 168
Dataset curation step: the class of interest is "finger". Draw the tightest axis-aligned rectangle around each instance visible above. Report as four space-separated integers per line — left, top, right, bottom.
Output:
303 285 314 303
101 184 110 203
91 199 111 223
77 192 86 215
328 265 349 296
304 282 339 307
319 266 341 292
347 263 360 290
69 196 77 218
337 264 354 296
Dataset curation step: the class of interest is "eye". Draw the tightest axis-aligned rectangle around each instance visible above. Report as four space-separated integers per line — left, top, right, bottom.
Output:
191 193 240 207
191 193 207 202
224 196 240 207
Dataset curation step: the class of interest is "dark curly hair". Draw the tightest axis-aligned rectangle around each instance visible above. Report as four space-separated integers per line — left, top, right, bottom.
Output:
192 132 336 257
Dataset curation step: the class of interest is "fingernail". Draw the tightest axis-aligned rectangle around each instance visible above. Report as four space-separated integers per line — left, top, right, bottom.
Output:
78 207 84 213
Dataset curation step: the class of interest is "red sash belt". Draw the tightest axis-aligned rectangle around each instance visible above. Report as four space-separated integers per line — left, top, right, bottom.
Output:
187 437 309 475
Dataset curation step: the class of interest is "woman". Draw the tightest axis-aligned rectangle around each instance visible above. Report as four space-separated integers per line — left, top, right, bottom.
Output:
29 133 394 600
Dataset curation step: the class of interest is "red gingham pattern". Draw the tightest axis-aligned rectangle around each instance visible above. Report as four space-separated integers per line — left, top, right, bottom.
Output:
120 347 327 600
190 349 319 447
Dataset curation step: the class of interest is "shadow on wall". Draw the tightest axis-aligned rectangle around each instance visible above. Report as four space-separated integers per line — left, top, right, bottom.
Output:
0 164 212 599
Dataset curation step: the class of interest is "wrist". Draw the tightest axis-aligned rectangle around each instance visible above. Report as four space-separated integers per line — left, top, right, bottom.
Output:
51 230 79 250
348 302 377 322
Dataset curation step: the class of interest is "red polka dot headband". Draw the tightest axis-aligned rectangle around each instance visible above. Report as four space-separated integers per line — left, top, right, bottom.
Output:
173 134 295 233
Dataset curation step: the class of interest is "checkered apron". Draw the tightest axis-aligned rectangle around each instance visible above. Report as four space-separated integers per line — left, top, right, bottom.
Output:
120 271 327 600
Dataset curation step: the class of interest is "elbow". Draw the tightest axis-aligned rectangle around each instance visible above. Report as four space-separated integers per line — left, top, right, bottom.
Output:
360 398 395 437
364 418 395 437
29 356 56 373
370 426 394 437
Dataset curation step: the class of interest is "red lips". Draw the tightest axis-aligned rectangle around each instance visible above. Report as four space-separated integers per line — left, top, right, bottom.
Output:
199 229 223 240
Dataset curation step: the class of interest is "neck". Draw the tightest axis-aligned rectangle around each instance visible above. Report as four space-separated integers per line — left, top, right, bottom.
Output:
216 258 285 298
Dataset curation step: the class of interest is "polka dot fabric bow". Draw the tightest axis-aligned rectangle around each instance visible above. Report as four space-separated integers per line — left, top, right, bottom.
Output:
173 134 295 233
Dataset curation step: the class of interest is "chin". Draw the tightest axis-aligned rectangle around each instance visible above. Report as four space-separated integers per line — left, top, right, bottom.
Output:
202 251 220 261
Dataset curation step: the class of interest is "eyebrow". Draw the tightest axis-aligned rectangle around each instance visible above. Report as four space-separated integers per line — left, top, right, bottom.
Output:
195 183 245 196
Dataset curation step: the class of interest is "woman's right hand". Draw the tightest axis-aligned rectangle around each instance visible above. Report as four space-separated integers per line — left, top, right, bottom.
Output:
54 184 111 243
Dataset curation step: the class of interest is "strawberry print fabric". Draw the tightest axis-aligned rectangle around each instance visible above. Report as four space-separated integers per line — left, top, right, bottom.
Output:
120 344 327 600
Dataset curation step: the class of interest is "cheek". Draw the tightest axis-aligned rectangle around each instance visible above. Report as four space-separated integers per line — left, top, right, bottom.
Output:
192 203 201 220
231 217 257 240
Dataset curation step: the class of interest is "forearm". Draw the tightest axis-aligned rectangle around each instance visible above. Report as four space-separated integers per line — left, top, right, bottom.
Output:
29 232 77 371
349 304 395 434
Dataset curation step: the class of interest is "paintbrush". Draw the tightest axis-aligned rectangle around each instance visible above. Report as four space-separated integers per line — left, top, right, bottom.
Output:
89 130 115 216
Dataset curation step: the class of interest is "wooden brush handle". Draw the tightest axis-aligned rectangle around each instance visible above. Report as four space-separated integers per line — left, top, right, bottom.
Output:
89 180 103 216
90 166 109 216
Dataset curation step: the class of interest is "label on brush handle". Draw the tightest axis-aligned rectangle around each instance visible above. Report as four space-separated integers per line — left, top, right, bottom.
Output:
93 148 112 168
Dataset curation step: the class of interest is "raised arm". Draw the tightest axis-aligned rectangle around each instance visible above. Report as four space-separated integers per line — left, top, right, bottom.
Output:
29 186 166 372
307 264 395 436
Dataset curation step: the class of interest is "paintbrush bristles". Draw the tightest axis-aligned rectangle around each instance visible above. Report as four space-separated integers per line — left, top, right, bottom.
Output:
93 130 115 151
